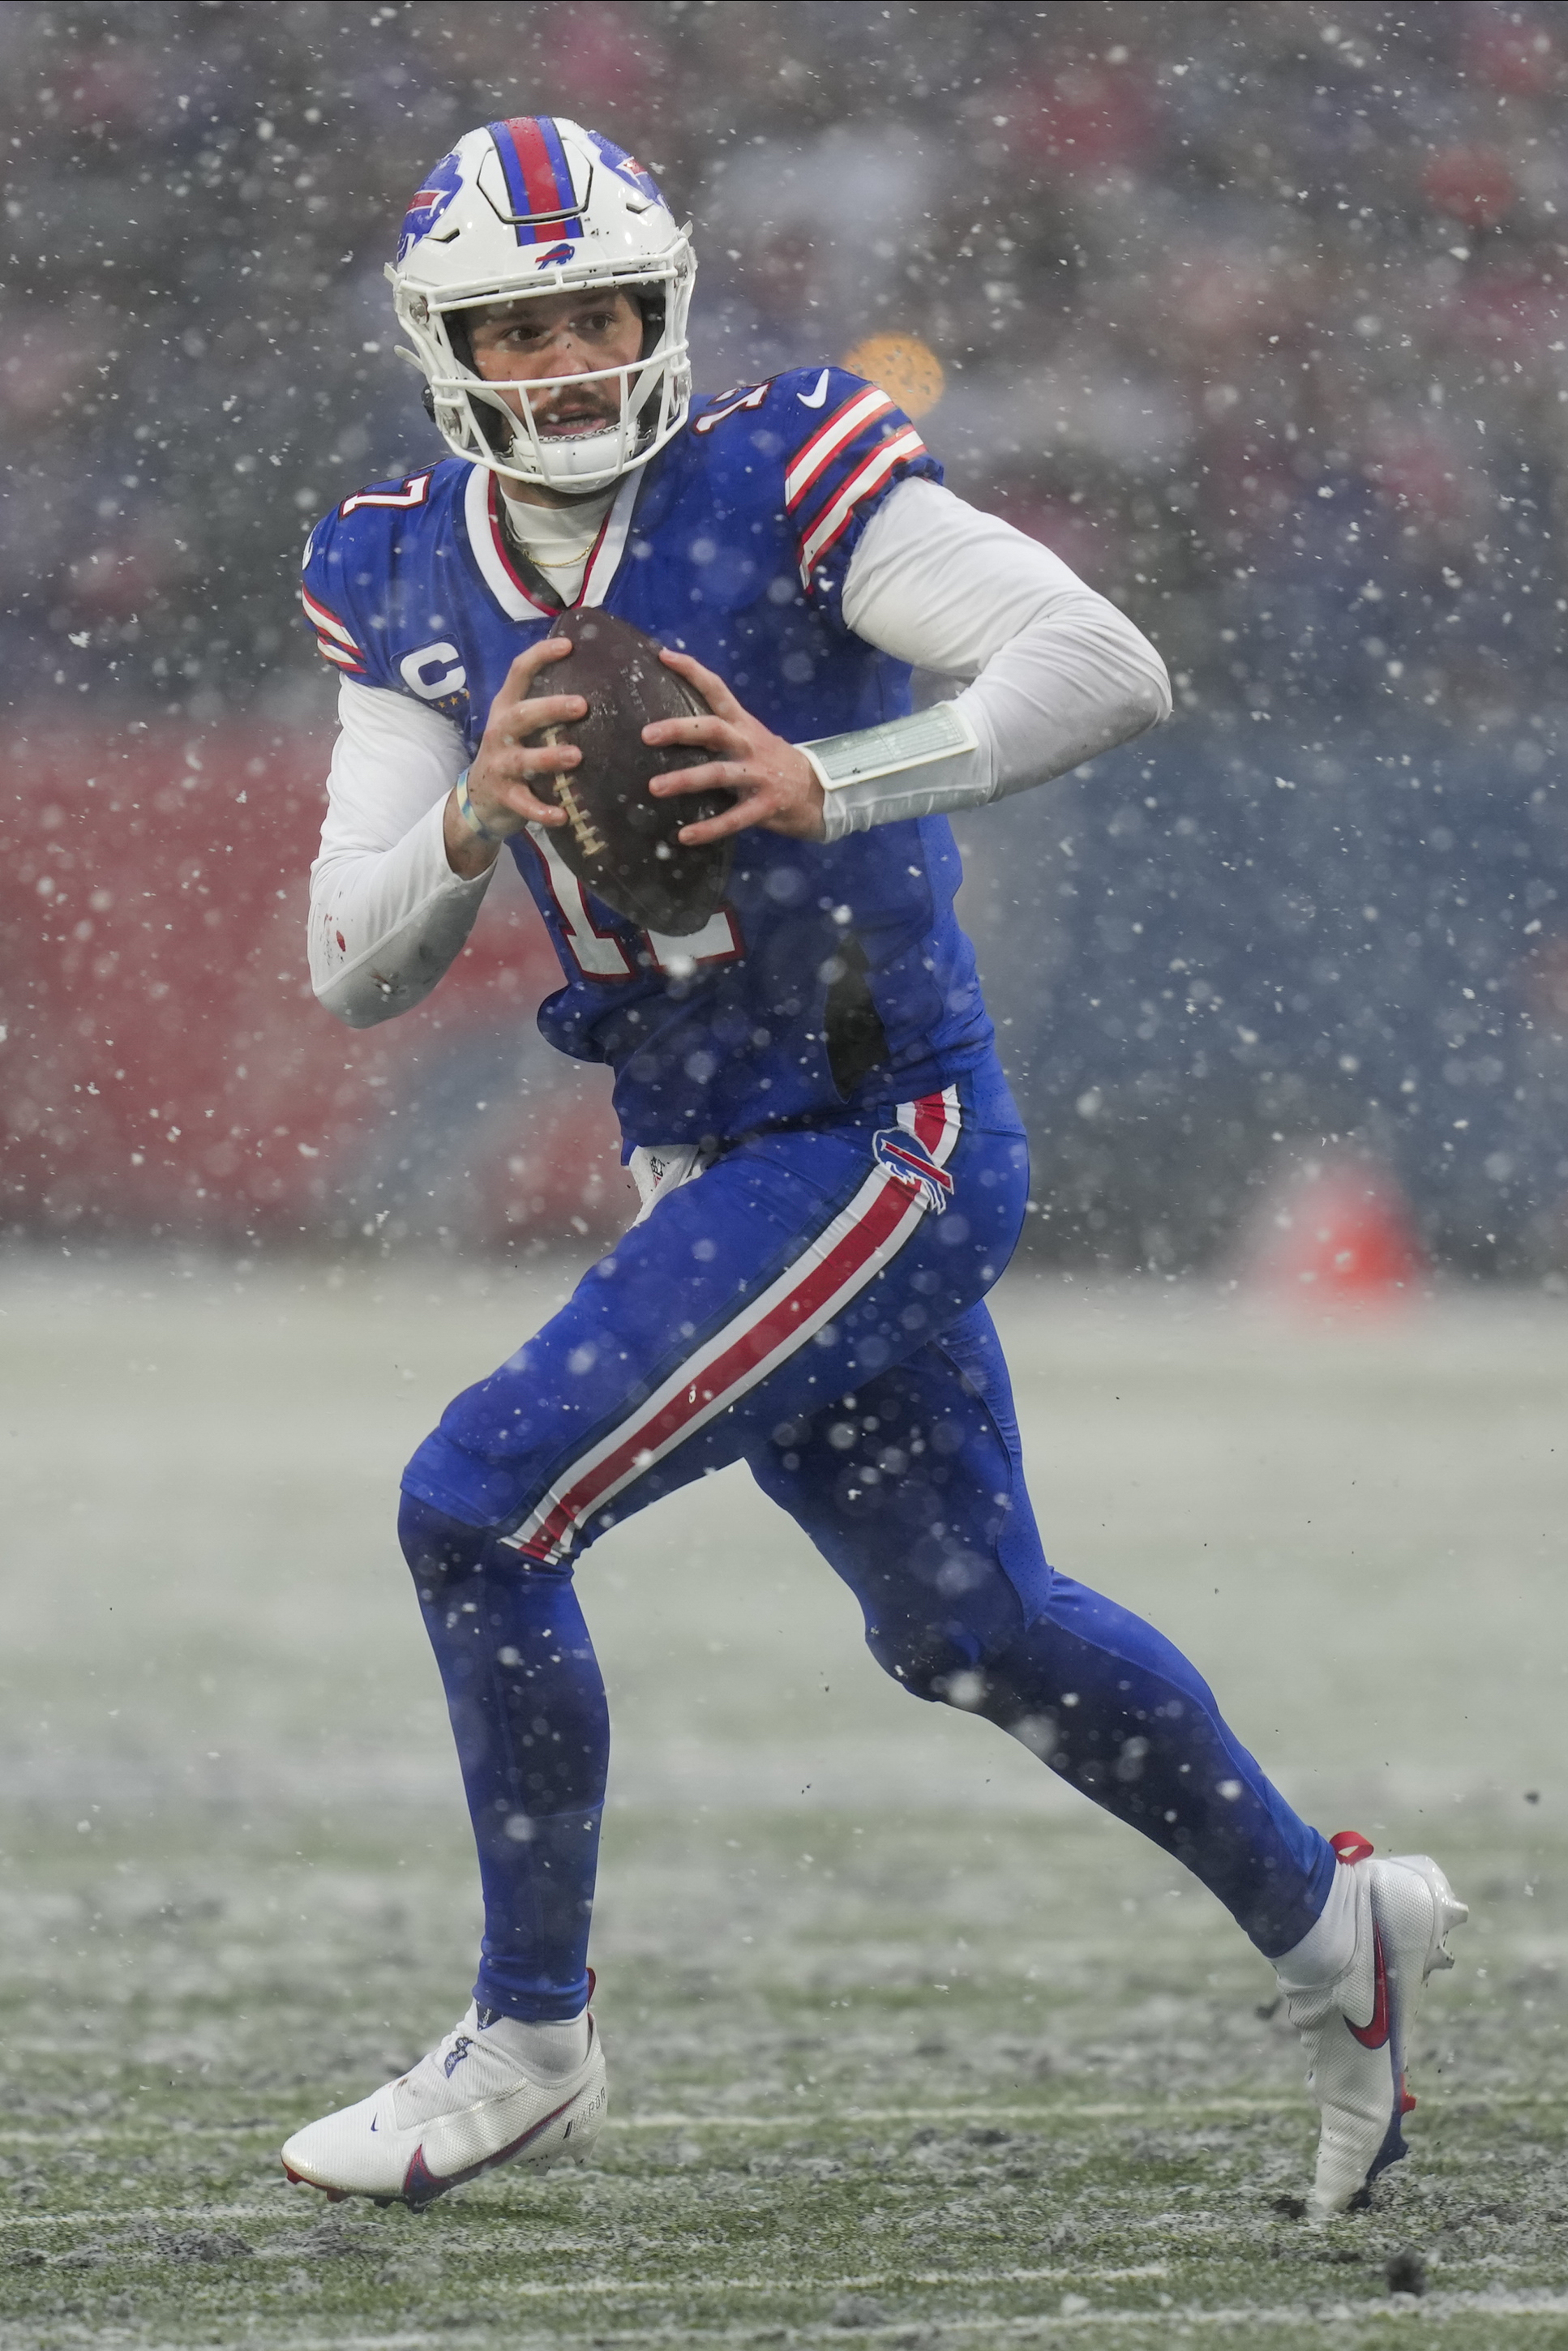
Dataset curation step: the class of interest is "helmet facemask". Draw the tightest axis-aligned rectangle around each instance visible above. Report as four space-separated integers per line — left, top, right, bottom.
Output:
396 253 694 497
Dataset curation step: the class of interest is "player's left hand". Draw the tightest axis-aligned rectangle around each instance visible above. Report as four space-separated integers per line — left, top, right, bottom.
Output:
643 650 826 844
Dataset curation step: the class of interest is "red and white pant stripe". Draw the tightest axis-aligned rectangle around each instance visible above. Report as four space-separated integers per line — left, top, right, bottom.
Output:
500 1087 962 1565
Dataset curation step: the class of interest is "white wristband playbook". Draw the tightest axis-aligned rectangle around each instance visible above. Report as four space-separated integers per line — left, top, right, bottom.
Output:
796 700 987 841
799 700 980 790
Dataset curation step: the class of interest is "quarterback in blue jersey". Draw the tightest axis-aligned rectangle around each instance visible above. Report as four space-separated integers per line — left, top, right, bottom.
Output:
302 363 990 1141
284 116 1464 2220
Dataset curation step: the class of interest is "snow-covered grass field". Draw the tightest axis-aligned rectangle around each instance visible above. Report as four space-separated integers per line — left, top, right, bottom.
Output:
2 1250 1566 2348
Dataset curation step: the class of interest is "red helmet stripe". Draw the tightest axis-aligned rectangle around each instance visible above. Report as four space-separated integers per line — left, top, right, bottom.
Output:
490 115 583 244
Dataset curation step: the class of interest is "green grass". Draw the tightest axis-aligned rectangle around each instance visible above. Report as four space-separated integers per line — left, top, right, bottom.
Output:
3 1807 1567 2346
2 1256 1568 2345
5 1807 1568 2349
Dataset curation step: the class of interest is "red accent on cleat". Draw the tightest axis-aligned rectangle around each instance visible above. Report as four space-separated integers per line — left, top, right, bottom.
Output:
1400 2078 1418 2116
1330 1829 1376 1865
282 2165 301 2184
324 2187 346 2203
400 2088 581 2210
402 2144 447 2211
1347 1928 1391 2051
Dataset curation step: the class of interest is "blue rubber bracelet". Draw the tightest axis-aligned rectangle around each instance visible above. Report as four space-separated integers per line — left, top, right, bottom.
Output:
454 768 501 844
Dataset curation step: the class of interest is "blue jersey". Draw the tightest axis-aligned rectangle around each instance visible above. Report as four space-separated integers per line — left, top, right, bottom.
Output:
302 368 996 1148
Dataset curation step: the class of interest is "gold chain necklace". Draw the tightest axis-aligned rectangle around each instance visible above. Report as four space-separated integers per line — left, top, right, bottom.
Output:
526 542 601 571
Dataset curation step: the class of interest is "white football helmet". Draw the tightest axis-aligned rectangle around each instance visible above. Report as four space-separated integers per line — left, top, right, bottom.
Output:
388 117 695 496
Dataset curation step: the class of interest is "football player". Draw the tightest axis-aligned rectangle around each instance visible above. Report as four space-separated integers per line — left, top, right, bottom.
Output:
284 118 1464 2218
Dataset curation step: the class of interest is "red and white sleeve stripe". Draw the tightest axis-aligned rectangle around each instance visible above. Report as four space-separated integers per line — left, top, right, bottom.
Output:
784 387 893 512
796 426 928 585
301 586 366 674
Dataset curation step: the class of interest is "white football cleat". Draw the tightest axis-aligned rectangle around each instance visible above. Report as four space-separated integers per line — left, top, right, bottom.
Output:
281 1992 607 2210
1282 1830 1467 2220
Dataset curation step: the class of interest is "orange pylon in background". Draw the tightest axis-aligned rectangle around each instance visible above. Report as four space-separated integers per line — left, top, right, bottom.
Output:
1244 1157 1428 1304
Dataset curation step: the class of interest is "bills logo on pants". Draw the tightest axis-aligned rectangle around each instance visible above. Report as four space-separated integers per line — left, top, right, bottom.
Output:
872 1126 953 1214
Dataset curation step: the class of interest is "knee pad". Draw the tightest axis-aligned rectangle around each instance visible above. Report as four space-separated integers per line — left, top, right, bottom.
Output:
863 1617 989 1704
865 1626 963 1702
398 1491 490 1600
398 1491 582 1606
859 1542 1028 1702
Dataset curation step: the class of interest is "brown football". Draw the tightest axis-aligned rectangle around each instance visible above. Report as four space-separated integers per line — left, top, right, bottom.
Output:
528 608 735 937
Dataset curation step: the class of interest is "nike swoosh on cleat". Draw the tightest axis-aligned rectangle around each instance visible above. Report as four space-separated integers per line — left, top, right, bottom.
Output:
798 370 830 408
1348 1928 1390 2049
402 2090 579 2208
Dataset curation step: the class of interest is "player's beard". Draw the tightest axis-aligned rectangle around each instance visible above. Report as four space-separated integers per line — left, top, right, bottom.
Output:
523 383 623 442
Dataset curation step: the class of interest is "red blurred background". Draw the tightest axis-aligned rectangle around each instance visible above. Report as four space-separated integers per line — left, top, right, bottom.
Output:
0 722 630 1246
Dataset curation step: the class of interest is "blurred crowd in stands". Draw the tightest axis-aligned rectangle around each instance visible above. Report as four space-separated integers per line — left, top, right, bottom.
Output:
4 0 1568 1271
5 0 1568 728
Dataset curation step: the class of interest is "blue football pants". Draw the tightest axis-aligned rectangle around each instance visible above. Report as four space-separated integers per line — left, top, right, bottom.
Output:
399 1064 1335 2022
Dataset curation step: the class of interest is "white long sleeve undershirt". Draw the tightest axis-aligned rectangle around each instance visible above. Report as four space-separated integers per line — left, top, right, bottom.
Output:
308 473 1171 1027
826 478 1170 837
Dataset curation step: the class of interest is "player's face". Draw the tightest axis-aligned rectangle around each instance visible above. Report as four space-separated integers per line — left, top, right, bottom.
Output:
467 289 645 439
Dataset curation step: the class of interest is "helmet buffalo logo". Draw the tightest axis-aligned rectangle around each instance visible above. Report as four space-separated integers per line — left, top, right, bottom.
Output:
397 149 465 263
535 242 576 268
587 130 663 207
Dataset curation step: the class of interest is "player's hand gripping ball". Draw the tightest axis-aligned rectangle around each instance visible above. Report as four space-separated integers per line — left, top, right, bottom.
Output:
527 610 735 936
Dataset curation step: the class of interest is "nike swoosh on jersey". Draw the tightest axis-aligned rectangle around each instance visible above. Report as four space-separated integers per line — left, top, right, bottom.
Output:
1347 1929 1390 2049
798 370 830 408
